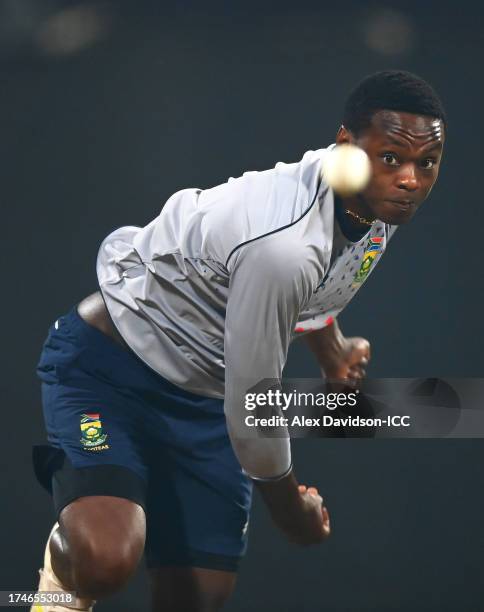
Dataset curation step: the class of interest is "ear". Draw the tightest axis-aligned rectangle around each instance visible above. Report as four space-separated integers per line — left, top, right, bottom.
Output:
336 125 354 145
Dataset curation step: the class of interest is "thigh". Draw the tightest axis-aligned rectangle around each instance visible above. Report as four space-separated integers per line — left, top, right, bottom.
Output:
143 377 254 571
144 451 252 572
34 308 152 514
34 380 149 516
148 566 237 612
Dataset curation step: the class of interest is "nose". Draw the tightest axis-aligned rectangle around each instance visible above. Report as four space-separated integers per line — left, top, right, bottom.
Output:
396 163 420 192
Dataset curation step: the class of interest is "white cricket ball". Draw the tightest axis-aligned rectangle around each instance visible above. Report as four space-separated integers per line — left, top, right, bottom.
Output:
321 143 371 196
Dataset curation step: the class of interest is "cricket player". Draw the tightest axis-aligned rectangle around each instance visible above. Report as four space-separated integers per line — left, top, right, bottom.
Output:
32 70 446 611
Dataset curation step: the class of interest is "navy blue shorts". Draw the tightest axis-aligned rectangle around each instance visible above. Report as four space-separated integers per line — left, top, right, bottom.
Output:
33 307 252 571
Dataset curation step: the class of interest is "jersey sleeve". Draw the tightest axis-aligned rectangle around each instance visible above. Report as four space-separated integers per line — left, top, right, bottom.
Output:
223 235 317 480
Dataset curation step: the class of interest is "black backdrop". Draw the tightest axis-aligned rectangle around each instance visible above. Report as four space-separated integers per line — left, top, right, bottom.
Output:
1 2 483 610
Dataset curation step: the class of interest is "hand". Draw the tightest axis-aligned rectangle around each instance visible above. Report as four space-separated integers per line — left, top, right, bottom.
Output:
270 484 331 546
322 336 370 387
303 322 370 387
254 471 331 546
292 485 331 545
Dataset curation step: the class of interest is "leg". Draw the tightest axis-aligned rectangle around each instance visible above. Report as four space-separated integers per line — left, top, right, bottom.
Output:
143 451 251 612
33 306 152 602
142 390 253 612
50 496 145 599
50 495 145 599
149 567 237 612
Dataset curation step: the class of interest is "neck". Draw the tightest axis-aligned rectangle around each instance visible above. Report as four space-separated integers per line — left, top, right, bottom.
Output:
334 195 373 242
335 194 376 231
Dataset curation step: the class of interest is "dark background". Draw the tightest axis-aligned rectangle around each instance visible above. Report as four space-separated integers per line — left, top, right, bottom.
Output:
1 1 483 610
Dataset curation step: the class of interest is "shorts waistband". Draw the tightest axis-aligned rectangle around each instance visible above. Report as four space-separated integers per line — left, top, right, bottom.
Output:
54 305 207 400
65 305 126 345
54 305 145 370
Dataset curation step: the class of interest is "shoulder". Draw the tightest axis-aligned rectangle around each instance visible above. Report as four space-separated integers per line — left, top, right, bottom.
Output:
229 229 322 292
197 148 330 264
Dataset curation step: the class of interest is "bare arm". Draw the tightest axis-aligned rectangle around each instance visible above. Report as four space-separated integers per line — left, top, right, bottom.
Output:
253 469 331 546
224 239 331 544
303 319 371 382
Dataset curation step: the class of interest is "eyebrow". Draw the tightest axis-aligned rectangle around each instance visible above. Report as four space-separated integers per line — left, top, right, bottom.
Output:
384 135 409 148
422 142 444 152
382 136 443 153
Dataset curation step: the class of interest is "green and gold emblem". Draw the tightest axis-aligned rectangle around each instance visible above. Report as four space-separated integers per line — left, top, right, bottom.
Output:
353 237 384 285
80 413 108 449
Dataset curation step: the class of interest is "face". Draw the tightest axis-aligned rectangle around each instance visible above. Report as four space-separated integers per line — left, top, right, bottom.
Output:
337 110 445 224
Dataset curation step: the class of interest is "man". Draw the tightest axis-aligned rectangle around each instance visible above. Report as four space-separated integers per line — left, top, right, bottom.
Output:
32 70 446 611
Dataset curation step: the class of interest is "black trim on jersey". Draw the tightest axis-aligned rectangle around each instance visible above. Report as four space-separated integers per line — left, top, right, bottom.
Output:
249 462 293 483
225 179 326 268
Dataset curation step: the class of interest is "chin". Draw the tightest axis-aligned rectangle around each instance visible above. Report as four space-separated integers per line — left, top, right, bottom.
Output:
376 211 415 225
373 200 418 225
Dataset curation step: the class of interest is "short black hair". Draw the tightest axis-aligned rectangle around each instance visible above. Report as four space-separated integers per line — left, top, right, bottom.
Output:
343 70 447 136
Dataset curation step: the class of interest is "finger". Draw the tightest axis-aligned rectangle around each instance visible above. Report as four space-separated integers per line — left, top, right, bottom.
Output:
307 487 319 496
322 506 331 535
298 485 307 493
349 355 368 369
347 371 363 385
349 366 366 379
341 377 359 390
350 361 367 375
353 338 371 360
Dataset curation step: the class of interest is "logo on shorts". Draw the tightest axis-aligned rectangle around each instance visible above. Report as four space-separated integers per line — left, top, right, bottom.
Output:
353 237 384 285
80 413 109 450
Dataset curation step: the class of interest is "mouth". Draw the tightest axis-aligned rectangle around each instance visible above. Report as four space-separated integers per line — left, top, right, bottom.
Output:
385 199 414 211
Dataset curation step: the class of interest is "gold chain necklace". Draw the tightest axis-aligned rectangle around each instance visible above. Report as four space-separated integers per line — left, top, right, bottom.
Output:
344 209 376 226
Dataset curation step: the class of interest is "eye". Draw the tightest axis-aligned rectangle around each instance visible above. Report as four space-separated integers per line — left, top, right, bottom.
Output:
420 158 437 170
381 153 399 166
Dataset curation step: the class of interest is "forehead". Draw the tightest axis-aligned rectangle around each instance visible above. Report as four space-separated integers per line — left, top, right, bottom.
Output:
366 110 445 147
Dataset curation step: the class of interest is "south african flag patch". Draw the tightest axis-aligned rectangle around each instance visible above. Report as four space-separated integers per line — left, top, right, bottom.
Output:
353 237 384 285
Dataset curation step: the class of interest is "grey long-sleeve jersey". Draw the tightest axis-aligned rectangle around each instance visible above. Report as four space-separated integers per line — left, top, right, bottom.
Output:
97 146 397 480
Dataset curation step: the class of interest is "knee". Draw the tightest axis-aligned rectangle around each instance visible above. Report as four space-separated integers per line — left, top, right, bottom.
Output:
56 496 146 599
70 531 144 598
